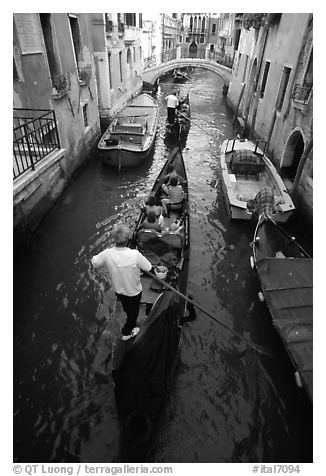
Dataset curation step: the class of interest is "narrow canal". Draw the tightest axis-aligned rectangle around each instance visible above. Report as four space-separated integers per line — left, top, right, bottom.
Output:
14 69 312 463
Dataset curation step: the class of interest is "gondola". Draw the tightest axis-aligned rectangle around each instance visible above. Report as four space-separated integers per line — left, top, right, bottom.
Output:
165 93 191 139
220 138 295 222
111 146 193 442
98 93 159 168
250 214 313 402
172 68 191 82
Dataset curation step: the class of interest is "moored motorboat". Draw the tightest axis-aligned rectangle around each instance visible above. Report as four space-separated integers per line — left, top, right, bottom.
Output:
251 215 312 402
111 147 193 441
220 138 295 222
98 93 159 168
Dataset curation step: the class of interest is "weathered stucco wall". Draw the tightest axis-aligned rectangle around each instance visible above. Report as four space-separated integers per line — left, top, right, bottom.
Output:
13 150 67 250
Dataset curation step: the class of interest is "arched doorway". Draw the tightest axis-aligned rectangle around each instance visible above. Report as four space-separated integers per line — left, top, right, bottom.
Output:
281 130 305 180
189 41 198 58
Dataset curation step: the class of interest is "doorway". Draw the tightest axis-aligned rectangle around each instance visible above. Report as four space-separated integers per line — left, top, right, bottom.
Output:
281 130 305 180
189 41 198 58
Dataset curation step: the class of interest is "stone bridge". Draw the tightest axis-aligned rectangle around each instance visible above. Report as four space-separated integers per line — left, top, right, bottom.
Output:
142 58 232 86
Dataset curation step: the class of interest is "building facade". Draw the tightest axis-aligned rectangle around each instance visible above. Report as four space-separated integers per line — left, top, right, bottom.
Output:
92 13 144 126
226 13 313 221
13 13 101 248
179 13 210 59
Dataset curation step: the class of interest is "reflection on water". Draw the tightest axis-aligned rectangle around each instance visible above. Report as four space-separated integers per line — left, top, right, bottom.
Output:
14 69 312 463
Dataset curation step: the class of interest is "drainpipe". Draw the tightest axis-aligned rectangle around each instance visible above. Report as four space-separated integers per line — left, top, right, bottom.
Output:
291 139 313 195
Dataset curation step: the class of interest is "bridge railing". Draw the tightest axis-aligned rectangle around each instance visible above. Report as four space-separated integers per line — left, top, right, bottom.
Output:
142 47 233 71
208 50 234 69
143 49 177 70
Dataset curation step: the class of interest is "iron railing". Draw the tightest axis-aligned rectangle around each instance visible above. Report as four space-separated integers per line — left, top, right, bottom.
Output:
13 109 60 180
208 50 233 68
143 47 233 71
292 84 312 105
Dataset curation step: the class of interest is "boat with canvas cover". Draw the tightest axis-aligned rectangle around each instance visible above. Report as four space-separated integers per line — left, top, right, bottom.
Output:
251 214 312 402
220 138 295 222
98 93 159 168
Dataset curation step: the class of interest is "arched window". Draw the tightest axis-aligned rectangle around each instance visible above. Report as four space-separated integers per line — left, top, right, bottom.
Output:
202 16 206 31
190 16 193 31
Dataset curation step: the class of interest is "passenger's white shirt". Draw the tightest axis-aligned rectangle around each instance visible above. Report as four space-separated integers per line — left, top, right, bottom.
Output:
165 94 179 108
91 246 151 296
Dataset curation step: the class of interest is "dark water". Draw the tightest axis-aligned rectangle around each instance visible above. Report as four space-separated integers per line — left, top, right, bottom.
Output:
14 69 312 464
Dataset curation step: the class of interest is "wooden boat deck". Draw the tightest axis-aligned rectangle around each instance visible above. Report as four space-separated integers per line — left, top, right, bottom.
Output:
256 257 313 401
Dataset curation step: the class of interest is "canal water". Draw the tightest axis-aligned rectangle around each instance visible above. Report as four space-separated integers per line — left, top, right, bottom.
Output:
13 69 312 464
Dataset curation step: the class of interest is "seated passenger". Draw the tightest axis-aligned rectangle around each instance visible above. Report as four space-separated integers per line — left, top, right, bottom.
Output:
168 219 184 236
145 197 164 225
139 210 163 232
161 164 185 186
161 176 184 216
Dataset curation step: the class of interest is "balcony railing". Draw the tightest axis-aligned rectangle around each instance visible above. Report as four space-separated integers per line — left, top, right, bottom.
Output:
292 84 312 105
13 109 60 180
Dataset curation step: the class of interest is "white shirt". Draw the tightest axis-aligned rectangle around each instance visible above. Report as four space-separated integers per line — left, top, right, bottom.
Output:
91 246 152 296
165 94 179 109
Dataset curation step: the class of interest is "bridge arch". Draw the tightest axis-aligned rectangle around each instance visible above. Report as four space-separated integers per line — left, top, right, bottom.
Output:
142 58 232 86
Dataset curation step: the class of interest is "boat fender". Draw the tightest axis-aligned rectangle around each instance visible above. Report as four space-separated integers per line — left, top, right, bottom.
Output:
258 291 264 302
250 256 255 269
294 371 303 388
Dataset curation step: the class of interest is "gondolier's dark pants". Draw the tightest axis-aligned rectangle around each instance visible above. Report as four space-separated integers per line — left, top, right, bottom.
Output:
116 292 142 336
167 107 176 124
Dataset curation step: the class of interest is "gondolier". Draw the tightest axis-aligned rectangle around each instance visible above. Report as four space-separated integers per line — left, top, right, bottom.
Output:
91 224 152 341
165 92 179 124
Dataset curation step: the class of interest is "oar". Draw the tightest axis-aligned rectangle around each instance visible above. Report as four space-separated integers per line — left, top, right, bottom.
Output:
118 137 122 175
143 270 272 357
178 112 217 138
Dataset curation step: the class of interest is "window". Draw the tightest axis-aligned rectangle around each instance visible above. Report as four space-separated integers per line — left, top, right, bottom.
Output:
68 15 83 65
119 51 123 82
212 24 216 34
236 53 242 76
276 66 291 111
125 13 136 27
40 13 59 80
108 52 112 87
186 37 190 43
303 51 313 88
260 60 270 98
242 54 249 82
82 103 88 128
139 13 142 28
234 29 241 51
13 57 19 81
